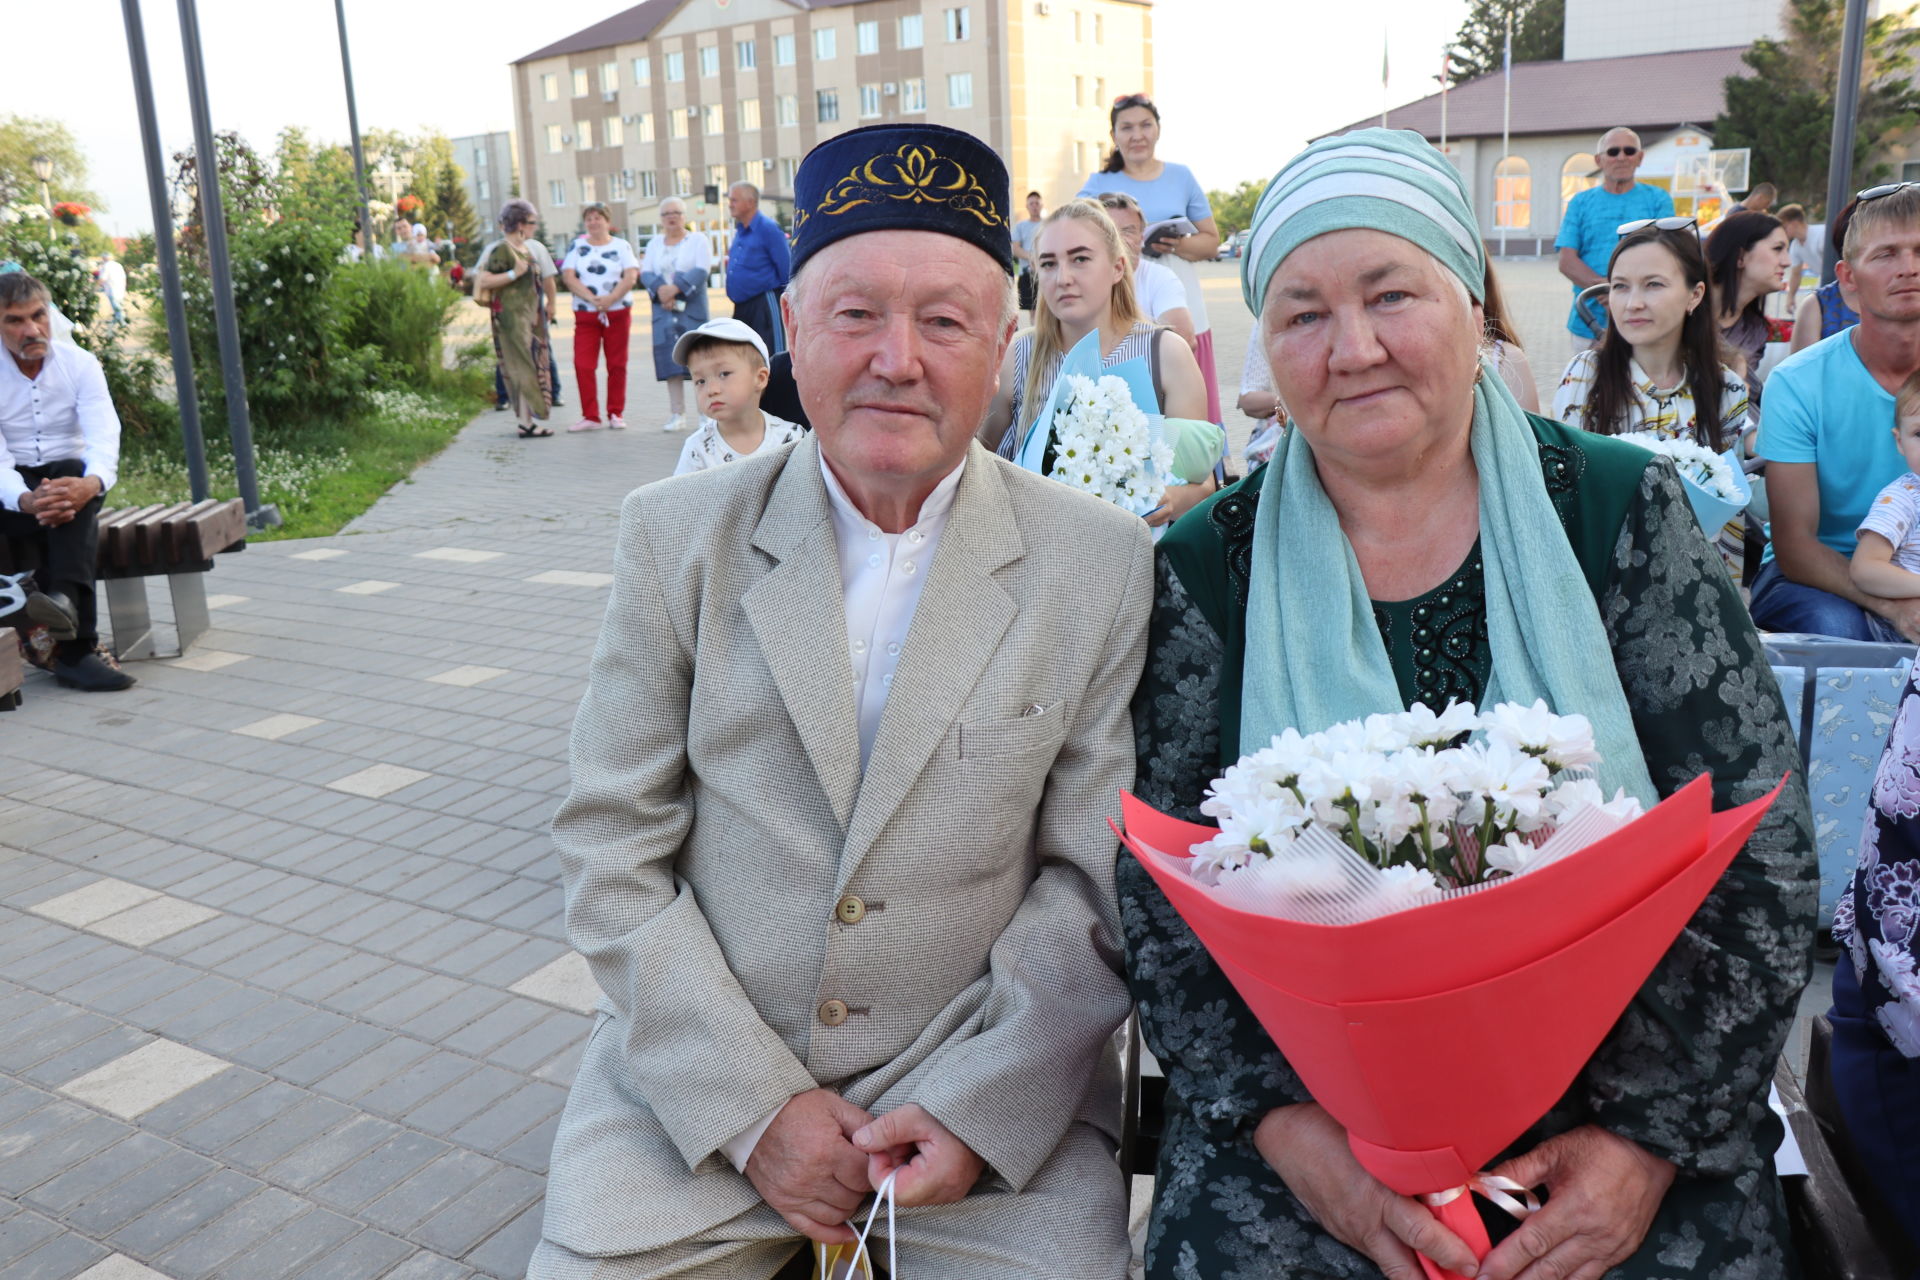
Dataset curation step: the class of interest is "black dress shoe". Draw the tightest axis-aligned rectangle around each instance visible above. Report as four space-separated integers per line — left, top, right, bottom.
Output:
27 590 78 641
52 651 135 692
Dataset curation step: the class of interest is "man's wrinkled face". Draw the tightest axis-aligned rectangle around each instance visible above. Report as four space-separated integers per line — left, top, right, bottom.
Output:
729 187 755 222
0 297 53 364
1595 130 1643 186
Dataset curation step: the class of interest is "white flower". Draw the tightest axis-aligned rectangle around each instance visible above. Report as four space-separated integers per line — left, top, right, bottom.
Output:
1482 699 1601 772
1546 777 1607 824
1453 740 1552 829
1375 863 1443 908
1484 832 1536 877
1616 430 1742 501
1402 701 1480 747
1043 373 1170 518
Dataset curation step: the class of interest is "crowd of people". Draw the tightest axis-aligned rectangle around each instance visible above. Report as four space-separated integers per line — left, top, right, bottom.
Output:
7 99 1919 1279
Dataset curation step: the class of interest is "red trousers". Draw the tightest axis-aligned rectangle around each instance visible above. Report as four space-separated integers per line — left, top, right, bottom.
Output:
572 306 632 421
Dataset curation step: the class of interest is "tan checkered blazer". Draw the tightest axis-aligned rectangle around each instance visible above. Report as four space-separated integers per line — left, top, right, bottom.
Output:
542 436 1152 1257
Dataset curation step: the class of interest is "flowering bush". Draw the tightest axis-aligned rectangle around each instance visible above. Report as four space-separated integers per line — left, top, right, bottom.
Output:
1191 700 1644 908
396 194 423 215
52 201 90 226
1046 372 1172 518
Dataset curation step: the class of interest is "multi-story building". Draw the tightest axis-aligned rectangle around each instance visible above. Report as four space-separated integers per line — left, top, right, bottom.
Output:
509 0 1152 239
450 131 519 222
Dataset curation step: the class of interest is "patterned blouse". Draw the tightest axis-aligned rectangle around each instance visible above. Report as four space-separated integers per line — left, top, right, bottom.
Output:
1835 667 1920 1057
1124 414 1817 1279
1551 350 1751 577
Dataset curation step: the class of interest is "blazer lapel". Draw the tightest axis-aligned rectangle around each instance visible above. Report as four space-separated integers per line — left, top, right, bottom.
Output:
838 447 1023 892
741 439 863 830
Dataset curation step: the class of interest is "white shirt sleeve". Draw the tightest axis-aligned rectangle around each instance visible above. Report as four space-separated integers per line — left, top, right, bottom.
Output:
0 439 26 512
74 350 121 495
718 1103 786 1173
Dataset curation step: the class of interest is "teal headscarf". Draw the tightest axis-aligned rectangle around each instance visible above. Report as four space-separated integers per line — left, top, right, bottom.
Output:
1236 129 1657 808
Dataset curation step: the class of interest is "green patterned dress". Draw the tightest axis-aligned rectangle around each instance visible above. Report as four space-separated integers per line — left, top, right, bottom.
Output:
1121 413 1818 1279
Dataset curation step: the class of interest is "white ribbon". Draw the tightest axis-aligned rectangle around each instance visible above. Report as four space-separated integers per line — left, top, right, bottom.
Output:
1422 1174 1542 1222
817 1170 899 1280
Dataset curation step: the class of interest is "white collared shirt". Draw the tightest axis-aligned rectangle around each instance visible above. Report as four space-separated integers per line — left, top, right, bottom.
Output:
0 340 120 512
715 450 967 1176
821 452 966 771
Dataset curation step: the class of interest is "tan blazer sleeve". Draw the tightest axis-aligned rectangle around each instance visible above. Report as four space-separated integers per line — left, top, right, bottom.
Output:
908 521 1154 1191
552 488 818 1171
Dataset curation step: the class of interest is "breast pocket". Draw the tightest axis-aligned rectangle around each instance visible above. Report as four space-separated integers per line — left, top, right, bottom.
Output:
958 700 1071 761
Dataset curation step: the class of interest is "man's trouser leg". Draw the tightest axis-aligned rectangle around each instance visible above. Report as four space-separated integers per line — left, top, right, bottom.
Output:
0 460 102 656
732 292 784 357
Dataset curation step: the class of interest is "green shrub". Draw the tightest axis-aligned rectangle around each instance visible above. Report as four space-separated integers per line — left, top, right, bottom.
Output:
1 225 100 338
330 260 463 390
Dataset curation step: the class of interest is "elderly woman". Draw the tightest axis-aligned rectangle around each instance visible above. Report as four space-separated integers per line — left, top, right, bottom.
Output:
638 196 712 433
474 199 559 438
1120 129 1816 1280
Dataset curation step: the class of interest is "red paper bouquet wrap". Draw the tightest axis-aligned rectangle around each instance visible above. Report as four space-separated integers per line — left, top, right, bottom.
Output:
1115 773 1785 1280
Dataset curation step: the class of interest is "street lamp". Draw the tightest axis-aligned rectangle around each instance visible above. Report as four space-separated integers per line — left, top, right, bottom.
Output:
29 154 52 233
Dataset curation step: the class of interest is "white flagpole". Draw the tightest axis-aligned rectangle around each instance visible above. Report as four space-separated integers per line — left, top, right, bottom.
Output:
1440 51 1450 149
1499 12 1512 256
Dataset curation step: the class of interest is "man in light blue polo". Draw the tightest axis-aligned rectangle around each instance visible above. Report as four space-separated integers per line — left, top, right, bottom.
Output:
726 181 791 356
1555 126 1674 352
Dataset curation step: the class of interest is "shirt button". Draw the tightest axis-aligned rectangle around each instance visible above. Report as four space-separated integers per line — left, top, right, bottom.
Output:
867 529 879 542
868 553 883 568
901 561 916 575
819 999 849 1027
835 895 866 924
852 639 867 653
882 673 893 687
908 530 925 544
886 643 900 656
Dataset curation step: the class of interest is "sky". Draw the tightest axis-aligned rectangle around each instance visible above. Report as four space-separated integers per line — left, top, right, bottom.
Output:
7 0 1470 236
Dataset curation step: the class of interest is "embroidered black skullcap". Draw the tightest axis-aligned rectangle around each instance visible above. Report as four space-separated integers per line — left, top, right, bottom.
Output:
790 123 1013 276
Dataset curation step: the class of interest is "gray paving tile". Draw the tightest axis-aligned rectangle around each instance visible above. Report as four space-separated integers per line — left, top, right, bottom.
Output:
154 1186 309 1279
0 1208 60 1270
20 1024 153 1089
141 979 269 1042
496 1112 561 1174
309 1036 434 1103
0 1102 92 1195
377 1252 476 1280
310 1130 448 1214
326 965 432 1018
137 1068 269 1138
274 1023 396 1089
194 997 309 1061
439 998 550 1059
219 1205 362 1279
0 1229 110 1279
355 1051 479 1118
446 1081 567 1155
218 1094 355 1172
411 1167 545 1258
485 1010 590 1073
359 1150 500 1235
0 1114 129 1199
260 1112 400 1192
58 1146 220 1235
175 1079 306 1153
23 1131 174 1216
285 1228 415 1280
462 1201 545 1279
223 1007 352 1072
107 1167 262 1256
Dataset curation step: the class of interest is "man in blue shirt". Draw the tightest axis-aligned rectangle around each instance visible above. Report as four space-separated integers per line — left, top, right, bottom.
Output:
726 182 792 356
1554 127 1674 352
1753 182 1920 641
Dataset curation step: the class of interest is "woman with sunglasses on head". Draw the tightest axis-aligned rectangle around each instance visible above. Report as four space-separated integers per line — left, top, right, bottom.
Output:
1554 220 1750 576
1556 128 1676 355
1704 210 1791 406
1078 93 1226 426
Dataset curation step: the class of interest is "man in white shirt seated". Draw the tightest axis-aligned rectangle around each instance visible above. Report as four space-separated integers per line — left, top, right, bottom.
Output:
0 272 133 691
1092 189 1196 349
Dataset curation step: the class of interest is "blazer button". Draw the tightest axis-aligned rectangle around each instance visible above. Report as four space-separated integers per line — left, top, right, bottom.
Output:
818 999 849 1027
835 895 866 924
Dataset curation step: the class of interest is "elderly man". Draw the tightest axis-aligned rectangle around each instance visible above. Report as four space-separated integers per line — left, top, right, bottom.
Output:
726 181 791 356
0 272 132 691
530 123 1148 1279
1754 182 1920 641
1555 127 1675 352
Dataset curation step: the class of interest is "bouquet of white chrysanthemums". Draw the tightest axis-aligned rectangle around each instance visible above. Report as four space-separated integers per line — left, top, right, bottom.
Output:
1615 430 1752 542
1046 373 1173 520
1189 699 1646 922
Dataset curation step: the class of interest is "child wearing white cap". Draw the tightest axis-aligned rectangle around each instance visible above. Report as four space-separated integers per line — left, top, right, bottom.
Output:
669 318 806 475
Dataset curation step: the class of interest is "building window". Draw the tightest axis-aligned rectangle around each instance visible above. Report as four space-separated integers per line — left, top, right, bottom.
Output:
780 157 799 192
1095 12 1103 41
546 124 563 153
674 166 692 195
815 27 837 60
1560 153 1597 214
633 55 651 85
572 68 589 96
606 116 625 147
817 88 840 122
601 61 618 92
901 77 926 113
477 177 491 201
542 73 559 101
945 7 969 41
740 98 762 130
860 84 882 118
474 147 489 168
670 108 689 139
775 32 796 65
1073 10 1082 40
582 175 597 202
737 39 757 70
777 94 800 125
858 20 879 54
577 119 593 149
1094 76 1104 104
638 170 657 199
550 179 568 206
1074 76 1083 107
947 72 973 109
704 103 725 135
1494 156 1531 230
900 13 923 48
665 50 685 82
699 45 720 77
637 112 655 142
708 164 728 193
742 159 769 188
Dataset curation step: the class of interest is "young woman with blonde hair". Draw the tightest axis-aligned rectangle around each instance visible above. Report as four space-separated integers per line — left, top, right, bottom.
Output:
980 198 1212 525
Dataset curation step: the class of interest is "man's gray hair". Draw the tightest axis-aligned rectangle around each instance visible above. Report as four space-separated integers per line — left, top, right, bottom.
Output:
0 272 51 310
659 196 687 216
729 181 760 201
786 254 1018 335
1595 126 1640 152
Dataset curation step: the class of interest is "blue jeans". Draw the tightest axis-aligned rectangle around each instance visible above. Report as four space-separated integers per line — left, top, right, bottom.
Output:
1749 559 1907 642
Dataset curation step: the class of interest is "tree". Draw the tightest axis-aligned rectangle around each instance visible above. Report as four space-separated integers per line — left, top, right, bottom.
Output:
1449 0 1564 82
407 133 480 258
1208 179 1268 238
0 116 104 211
1713 0 1920 215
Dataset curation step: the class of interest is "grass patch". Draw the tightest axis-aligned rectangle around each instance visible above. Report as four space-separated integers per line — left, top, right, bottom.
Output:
113 383 486 541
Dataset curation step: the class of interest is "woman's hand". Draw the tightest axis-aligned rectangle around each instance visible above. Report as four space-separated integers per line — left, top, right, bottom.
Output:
657 282 681 305
1478 1126 1676 1280
1254 1104 1479 1280
1152 480 1214 526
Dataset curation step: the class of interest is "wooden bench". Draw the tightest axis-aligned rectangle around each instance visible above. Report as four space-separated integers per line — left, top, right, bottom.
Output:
0 498 247 661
